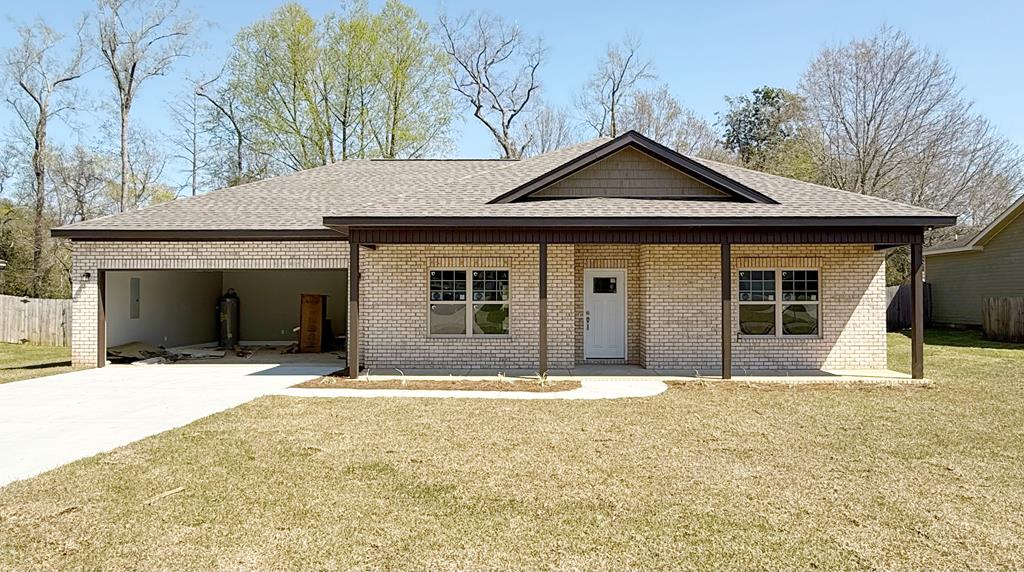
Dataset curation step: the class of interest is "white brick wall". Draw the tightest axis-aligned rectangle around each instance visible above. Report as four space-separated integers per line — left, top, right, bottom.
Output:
359 244 574 370
638 244 887 371
70 240 348 366
70 240 886 372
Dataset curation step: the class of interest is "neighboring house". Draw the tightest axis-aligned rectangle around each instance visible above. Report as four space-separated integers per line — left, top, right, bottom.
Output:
925 195 1024 326
52 132 954 378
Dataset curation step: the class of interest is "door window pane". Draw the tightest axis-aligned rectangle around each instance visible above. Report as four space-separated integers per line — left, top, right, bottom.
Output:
593 277 617 294
472 304 509 335
429 304 466 335
739 304 775 335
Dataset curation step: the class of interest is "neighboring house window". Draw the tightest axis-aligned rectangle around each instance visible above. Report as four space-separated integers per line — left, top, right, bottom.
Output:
428 269 509 336
130 277 141 320
738 269 819 337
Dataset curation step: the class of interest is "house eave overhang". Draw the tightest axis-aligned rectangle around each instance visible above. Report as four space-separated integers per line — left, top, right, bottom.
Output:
323 215 958 229
49 228 346 241
924 245 984 256
488 131 780 205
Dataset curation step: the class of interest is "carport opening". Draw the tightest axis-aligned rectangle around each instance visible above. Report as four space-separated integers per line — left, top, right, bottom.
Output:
103 269 348 365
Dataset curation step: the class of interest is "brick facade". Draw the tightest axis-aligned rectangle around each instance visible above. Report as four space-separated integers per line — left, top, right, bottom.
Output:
70 240 886 372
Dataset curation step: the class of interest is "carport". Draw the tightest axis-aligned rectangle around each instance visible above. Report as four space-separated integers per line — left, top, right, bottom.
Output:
101 268 348 364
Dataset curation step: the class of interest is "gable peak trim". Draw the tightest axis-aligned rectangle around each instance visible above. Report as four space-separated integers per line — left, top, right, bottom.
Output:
488 130 778 205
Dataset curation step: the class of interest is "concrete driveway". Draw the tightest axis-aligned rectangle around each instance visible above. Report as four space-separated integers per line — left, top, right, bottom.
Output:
0 363 335 487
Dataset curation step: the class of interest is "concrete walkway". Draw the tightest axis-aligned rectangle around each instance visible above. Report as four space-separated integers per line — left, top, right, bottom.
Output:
0 363 335 487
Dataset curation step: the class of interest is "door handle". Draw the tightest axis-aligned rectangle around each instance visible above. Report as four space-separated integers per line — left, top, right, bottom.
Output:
586 315 590 330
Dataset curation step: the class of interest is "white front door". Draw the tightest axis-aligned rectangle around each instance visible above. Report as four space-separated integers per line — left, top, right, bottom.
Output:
584 269 626 359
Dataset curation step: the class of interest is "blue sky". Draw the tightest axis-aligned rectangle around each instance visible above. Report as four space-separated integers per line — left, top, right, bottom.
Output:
3 0 1023 182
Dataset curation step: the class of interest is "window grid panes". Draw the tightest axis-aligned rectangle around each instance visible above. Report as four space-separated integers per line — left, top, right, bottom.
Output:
429 269 509 336
739 269 820 337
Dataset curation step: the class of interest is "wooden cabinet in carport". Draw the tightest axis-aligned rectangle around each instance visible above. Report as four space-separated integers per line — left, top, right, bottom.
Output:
298 294 327 353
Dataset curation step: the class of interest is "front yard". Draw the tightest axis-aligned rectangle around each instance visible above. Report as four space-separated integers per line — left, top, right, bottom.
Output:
1 331 1022 570
0 342 75 384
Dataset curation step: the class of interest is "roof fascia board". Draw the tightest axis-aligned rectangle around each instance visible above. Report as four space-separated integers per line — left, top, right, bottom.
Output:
973 194 1024 247
324 215 957 228
50 228 345 241
488 131 779 205
924 245 984 256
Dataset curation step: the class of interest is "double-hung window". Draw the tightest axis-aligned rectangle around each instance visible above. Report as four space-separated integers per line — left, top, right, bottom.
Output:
428 269 509 336
738 269 820 337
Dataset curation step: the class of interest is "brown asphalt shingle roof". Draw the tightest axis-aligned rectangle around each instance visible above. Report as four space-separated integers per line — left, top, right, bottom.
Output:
54 134 952 236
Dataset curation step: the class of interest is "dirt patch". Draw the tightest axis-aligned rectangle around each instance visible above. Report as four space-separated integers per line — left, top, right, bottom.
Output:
295 373 580 392
664 379 932 391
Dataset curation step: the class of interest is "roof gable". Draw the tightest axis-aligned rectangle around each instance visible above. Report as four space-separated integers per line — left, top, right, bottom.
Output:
527 147 730 200
489 131 778 205
926 194 1024 255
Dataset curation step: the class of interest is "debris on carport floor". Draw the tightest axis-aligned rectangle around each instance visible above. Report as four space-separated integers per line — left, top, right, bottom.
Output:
108 342 225 364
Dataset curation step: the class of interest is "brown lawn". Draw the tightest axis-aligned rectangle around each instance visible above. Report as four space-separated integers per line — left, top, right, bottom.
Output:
0 331 1022 570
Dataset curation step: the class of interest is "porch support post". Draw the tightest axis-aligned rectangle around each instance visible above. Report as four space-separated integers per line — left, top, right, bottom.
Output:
538 240 548 377
348 239 360 379
911 241 924 379
97 270 106 369
721 243 732 380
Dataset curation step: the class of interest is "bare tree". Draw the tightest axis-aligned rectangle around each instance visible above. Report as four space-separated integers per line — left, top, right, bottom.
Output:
799 25 1024 278
515 102 580 157
576 35 654 137
96 0 195 212
50 144 110 223
619 85 730 161
166 84 212 196
439 10 543 159
123 128 170 210
194 74 248 185
800 26 1021 208
3 18 89 297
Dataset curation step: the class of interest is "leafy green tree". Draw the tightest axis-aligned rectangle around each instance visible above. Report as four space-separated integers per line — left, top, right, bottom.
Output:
721 86 810 176
369 0 453 158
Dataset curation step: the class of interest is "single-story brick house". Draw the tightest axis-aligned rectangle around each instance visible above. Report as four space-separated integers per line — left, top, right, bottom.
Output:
925 194 1024 326
53 131 954 379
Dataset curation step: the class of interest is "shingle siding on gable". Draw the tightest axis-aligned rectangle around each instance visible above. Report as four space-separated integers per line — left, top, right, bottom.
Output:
531 147 728 199
928 211 1024 325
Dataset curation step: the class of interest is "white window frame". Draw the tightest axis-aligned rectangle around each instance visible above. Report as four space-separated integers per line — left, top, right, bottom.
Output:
427 267 511 338
738 267 821 339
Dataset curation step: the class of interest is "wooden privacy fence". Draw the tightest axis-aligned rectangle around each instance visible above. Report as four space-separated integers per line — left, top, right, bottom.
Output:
886 283 932 332
982 297 1024 342
0 294 71 346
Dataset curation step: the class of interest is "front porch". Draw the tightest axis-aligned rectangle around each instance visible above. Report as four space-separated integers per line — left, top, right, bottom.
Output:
342 225 929 380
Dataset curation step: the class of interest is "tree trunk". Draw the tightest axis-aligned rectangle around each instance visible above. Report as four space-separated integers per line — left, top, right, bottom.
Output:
119 100 130 212
31 111 47 298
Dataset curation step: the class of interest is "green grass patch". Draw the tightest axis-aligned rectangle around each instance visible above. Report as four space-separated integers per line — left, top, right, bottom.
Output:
0 331 1022 570
0 342 76 384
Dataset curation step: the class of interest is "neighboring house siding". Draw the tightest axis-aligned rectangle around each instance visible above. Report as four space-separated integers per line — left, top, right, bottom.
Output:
531 147 727 199
70 240 348 366
928 213 1024 325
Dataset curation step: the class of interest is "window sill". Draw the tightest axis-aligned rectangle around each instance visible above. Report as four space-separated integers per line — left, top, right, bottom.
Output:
737 335 822 342
427 334 513 341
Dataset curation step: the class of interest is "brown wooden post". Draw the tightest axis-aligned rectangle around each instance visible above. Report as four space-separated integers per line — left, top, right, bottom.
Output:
721 243 732 380
538 240 548 377
97 270 106 369
348 239 360 379
911 241 924 379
